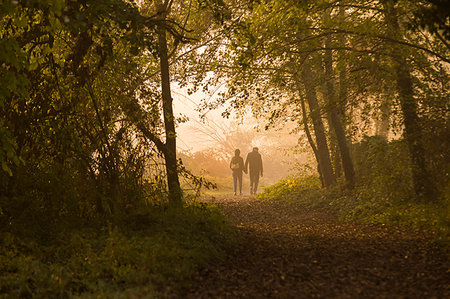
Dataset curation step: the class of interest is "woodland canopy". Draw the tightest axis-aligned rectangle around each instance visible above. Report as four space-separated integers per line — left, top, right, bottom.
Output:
0 0 448 296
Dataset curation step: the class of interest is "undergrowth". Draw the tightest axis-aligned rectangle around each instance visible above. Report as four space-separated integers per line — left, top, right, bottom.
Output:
257 175 449 247
0 202 234 298
257 137 449 246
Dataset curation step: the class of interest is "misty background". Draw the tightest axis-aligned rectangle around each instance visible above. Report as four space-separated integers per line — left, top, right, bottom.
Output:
173 85 315 191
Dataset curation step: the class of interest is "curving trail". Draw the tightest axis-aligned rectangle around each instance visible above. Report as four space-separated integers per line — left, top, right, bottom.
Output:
181 195 449 298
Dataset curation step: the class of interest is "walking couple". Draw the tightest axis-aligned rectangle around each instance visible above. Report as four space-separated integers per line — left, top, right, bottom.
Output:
229 147 263 195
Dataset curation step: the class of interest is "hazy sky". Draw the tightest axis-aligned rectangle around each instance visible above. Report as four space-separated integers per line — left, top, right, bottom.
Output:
173 83 235 152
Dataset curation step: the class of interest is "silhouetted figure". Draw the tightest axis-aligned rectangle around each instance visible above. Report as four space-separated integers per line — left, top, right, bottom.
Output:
230 149 245 195
245 147 263 195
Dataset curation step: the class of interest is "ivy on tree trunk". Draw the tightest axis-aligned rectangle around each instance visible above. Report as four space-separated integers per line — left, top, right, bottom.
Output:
157 1 183 205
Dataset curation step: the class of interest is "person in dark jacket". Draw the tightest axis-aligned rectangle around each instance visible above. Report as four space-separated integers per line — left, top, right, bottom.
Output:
230 149 246 195
245 147 263 195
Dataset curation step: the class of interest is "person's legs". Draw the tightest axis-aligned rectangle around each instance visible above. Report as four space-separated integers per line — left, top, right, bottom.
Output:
250 171 258 195
232 171 237 195
249 171 259 194
238 172 243 194
253 173 260 194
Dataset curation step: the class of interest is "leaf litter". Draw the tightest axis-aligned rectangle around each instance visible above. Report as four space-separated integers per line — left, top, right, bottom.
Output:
179 195 449 298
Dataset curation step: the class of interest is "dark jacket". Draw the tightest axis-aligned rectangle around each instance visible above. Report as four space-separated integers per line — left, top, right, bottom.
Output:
230 156 245 173
245 151 263 174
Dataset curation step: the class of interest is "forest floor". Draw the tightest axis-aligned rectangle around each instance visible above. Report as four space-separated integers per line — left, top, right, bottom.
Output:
179 195 449 298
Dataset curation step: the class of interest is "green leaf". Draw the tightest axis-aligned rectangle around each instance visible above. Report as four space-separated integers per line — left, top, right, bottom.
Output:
1 161 12 176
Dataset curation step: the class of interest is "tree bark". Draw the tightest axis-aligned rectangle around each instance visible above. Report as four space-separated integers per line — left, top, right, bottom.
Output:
323 34 355 189
157 3 182 204
298 72 336 187
383 1 436 200
299 97 324 187
335 5 347 177
375 96 391 139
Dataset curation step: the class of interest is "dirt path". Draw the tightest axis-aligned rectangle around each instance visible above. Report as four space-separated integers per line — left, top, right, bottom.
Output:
180 195 449 298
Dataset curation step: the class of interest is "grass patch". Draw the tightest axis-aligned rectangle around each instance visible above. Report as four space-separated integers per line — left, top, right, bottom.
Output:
335 192 450 247
257 176 327 208
0 203 235 297
257 175 449 247
199 175 276 196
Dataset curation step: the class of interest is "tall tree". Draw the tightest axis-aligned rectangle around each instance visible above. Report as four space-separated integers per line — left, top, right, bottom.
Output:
179 0 448 198
322 21 355 188
383 0 437 200
156 0 182 204
298 69 336 187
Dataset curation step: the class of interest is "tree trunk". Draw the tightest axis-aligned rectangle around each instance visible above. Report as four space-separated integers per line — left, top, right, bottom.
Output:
298 72 336 187
157 3 182 204
376 96 391 139
383 1 436 200
323 34 355 189
330 140 342 178
335 5 347 178
299 97 324 187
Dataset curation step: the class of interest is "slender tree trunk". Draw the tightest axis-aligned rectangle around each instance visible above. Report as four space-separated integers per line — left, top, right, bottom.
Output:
330 140 341 178
335 5 347 178
299 97 324 187
294 17 335 187
88 83 120 213
298 73 336 187
157 3 182 204
383 1 436 200
323 34 355 189
376 96 391 139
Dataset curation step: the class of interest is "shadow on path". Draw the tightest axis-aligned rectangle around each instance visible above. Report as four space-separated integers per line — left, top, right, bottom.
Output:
181 195 449 298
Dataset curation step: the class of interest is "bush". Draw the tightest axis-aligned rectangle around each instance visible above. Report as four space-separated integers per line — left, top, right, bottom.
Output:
257 176 325 206
257 137 449 246
352 136 414 203
0 203 234 297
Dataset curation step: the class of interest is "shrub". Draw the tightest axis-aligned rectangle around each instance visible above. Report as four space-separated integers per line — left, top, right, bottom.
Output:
257 176 324 206
257 136 449 246
0 203 234 297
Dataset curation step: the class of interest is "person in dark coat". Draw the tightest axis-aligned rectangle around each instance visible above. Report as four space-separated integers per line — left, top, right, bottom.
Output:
245 147 263 195
230 149 246 195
